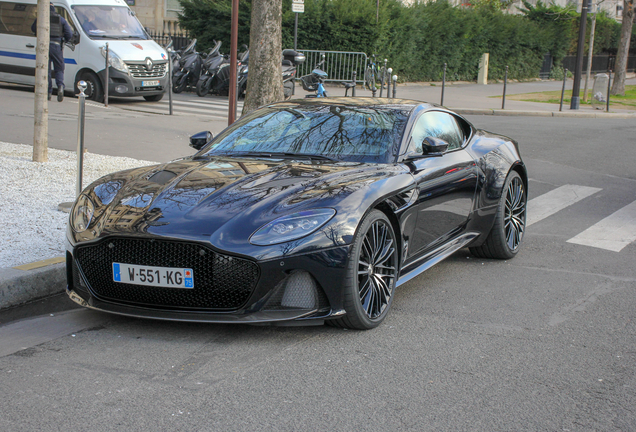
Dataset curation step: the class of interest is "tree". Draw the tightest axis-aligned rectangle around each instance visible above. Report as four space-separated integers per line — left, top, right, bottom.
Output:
34 0 50 162
241 0 284 115
611 0 634 95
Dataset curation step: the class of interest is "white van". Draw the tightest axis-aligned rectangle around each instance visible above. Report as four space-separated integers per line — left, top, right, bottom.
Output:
0 0 168 101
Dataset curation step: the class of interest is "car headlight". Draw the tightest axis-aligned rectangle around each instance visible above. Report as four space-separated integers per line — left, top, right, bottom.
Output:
70 194 95 233
100 47 129 73
250 209 336 246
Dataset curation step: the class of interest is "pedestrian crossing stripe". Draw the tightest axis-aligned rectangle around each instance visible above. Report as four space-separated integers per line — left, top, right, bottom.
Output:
567 200 636 252
526 184 601 227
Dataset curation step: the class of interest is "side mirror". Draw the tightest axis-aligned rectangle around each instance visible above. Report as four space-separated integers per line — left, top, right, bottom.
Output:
422 136 448 155
72 31 80 45
190 131 213 150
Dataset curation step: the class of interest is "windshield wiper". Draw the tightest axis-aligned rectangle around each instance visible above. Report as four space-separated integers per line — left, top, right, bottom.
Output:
208 151 338 161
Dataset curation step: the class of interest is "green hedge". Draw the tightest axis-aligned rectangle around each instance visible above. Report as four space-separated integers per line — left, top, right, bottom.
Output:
178 0 633 82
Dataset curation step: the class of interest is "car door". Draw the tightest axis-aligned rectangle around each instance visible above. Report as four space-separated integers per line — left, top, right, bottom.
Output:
402 110 478 261
0 1 38 85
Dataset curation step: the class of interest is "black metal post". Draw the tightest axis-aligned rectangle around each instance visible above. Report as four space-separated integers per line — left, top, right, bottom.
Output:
441 63 446 106
392 75 397 98
502 65 508 109
294 13 298 51
560 68 568 112
606 69 612 112
386 68 392 98
104 43 109 107
352 71 356 97
570 0 589 110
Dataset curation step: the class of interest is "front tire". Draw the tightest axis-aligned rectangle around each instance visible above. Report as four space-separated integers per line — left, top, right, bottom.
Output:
283 80 294 100
330 210 397 330
143 94 164 102
196 76 211 97
470 171 526 259
172 73 187 94
78 71 103 102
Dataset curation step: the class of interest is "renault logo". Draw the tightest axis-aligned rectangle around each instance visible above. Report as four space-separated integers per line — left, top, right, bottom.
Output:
145 58 153 71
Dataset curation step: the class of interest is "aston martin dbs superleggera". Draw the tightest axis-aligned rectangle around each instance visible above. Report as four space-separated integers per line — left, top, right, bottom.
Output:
66 97 527 329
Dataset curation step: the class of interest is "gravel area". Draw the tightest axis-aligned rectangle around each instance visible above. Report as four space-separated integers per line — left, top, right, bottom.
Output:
0 142 157 268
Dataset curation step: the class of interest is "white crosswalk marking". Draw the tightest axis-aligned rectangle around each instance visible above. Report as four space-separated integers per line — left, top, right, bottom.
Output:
567 200 636 252
527 184 602 227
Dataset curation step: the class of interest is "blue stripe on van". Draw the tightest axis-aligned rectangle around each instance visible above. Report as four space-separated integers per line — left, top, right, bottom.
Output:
0 50 77 64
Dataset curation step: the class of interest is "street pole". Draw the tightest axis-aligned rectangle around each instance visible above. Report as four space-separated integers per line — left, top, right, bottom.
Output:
228 0 239 125
294 13 298 50
570 0 589 110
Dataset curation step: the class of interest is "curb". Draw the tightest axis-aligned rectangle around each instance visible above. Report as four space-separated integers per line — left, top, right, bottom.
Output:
0 260 66 311
453 108 636 118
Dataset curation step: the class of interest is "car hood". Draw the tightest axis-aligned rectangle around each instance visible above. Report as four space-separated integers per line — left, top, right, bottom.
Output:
104 40 168 62
76 156 406 254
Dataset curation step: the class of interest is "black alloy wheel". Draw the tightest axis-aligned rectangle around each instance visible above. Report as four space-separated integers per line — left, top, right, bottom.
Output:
330 210 397 330
470 171 526 259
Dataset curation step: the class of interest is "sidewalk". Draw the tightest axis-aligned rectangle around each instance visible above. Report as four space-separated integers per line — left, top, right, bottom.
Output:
1 76 635 313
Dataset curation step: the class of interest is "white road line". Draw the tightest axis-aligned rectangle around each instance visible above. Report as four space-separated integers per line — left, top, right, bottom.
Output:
527 184 602 227
159 99 243 109
567 200 636 252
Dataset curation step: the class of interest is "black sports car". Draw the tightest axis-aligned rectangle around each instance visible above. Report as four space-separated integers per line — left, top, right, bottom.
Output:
66 97 527 329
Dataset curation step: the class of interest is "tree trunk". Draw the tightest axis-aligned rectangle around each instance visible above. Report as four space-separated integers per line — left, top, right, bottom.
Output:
33 0 50 162
241 0 283 115
582 13 597 103
611 0 634 96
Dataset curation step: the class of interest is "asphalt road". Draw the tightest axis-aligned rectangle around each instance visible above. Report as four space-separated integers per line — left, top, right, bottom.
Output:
1 87 635 430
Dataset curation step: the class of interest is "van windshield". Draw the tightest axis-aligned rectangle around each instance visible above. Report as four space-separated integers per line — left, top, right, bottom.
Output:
73 6 147 40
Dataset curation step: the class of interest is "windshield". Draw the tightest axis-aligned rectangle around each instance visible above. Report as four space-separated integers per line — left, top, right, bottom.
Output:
73 6 147 39
199 104 410 163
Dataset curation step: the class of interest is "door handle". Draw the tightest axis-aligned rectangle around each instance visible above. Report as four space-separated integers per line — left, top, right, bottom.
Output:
26 44 35 48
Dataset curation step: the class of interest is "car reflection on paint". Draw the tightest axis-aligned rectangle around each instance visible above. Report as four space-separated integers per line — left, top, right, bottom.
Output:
66 97 527 330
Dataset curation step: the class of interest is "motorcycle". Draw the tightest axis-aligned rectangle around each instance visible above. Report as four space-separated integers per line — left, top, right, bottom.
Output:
172 39 202 94
236 48 305 100
195 41 228 97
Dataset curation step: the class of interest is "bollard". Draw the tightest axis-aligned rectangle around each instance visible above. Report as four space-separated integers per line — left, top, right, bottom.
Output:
104 43 109 107
441 63 447 106
352 71 356 97
379 59 387 97
502 65 508 110
559 68 568 112
167 45 173 115
606 69 612 112
392 75 398 98
76 81 87 197
386 68 393 98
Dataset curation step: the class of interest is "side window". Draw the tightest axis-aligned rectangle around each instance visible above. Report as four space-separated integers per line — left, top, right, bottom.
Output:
409 111 464 153
0 2 37 36
55 7 76 33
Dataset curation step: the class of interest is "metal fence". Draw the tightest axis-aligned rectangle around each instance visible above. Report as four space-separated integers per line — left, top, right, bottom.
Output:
561 54 636 74
297 50 368 83
147 30 191 51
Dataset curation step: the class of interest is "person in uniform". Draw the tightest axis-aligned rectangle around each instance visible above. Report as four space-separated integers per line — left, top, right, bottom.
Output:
32 3 73 102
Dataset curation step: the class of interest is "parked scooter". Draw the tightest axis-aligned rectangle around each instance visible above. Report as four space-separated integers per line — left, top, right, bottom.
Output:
195 41 228 97
172 39 202 94
236 48 305 100
300 56 328 98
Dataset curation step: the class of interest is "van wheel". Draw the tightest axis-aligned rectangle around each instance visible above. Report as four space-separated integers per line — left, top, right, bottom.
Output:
78 71 103 102
143 94 164 102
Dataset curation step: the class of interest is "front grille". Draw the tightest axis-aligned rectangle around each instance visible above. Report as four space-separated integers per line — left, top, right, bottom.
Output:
126 62 167 79
75 238 259 311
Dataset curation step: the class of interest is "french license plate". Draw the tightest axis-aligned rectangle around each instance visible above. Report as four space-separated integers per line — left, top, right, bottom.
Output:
113 263 194 289
142 80 160 87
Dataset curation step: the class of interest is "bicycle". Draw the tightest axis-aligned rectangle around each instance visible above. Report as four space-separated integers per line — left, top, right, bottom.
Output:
364 55 388 96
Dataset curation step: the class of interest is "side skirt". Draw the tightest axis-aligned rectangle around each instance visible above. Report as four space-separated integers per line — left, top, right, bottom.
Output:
396 232 480 287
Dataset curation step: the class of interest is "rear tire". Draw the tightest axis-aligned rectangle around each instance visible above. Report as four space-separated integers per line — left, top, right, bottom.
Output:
330 210 397 330
283 80 294 100
469 171 526 260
